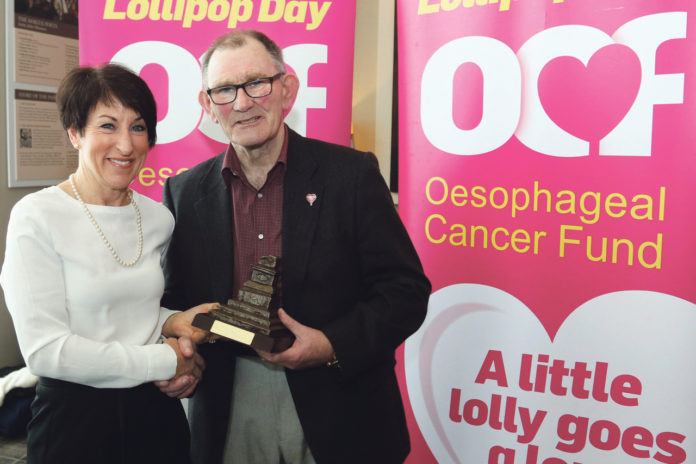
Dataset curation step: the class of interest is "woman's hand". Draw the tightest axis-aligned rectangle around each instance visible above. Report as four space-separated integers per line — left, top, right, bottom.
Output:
156 336 206 398
161 302 219 344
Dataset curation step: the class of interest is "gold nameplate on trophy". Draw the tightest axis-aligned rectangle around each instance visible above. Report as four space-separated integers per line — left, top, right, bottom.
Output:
192 256 293 352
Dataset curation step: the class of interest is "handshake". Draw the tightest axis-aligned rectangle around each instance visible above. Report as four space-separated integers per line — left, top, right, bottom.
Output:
152 256 336 398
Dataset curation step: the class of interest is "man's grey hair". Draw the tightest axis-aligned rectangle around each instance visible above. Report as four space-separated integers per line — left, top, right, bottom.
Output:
201 29 286 86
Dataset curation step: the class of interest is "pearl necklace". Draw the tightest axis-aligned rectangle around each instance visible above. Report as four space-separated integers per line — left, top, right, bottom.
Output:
69 174 143 267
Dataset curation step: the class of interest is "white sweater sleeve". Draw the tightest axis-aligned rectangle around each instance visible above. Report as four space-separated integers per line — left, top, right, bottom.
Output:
0 196 177 388
157 306 180 338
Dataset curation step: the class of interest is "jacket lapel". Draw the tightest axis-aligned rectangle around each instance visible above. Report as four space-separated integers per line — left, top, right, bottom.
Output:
194 155 234 301
283 131 323 299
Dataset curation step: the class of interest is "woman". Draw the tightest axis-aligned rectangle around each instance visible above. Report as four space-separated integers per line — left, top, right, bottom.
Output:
0 64 210 463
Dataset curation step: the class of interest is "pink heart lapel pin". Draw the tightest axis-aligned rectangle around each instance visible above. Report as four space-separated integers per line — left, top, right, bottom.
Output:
306 193 317 206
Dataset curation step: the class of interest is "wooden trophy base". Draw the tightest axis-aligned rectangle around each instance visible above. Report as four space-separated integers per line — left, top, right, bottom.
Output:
193 313 294 353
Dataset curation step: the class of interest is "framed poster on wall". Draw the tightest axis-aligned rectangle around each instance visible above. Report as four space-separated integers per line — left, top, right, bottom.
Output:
5 0 78 187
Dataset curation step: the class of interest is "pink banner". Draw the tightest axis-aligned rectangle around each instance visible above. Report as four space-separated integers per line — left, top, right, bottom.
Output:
78 0 355 201
398 0 696 463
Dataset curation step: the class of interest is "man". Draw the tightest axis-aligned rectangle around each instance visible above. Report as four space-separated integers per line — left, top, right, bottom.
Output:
161 30 430 464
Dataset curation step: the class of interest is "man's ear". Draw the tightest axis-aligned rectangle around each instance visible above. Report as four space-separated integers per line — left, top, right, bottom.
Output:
199 90 218 123
281 73 300 112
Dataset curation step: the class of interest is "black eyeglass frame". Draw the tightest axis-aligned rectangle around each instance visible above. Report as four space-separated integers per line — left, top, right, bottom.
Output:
206 73 285 105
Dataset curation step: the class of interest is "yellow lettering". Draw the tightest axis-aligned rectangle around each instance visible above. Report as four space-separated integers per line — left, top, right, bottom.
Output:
126 0 149 20
441 0 460 12
104 0 126 19
470 186 486 207
533 181 552 213
425 177 447 205
228 0 253 28
579 191 600 224
417 0 517 15
421 182 663 237
139 166 189 188
630 194 653 220
425 214 447 244
161 0 176 20
533 231 546 255
612 238 634 265
139 167 156 187
450 185 468 207
559 224 582 258
586 236 607 262
638 233 662 269
417 0 439 15
489 187 508 210
208 0 231 21
158 167 173 186
605 193 627 219
511 188 529 218
149 0 162 20
182 0 207 28
492 227 509 251
284 1 308 24
449 224 467 247
470 225 488 248
174 0 185 20
259 0 284 22
555 190 575 215
510 229 530 253
659 186 665 221
307 1 331 31
424 218 544 254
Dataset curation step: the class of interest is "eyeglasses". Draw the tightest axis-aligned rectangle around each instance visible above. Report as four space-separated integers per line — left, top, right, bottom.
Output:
206 73 284 105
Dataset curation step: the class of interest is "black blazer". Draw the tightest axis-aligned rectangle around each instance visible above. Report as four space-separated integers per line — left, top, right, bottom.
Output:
162 129 431 464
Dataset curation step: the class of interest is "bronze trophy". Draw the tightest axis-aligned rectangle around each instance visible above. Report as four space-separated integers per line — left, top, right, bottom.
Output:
192 255 293 352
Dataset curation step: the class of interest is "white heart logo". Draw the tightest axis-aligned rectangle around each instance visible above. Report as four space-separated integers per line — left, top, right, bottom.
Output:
405 284 695 464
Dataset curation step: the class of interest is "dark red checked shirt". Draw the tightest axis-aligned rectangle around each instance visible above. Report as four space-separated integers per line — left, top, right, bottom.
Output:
222 125 288 299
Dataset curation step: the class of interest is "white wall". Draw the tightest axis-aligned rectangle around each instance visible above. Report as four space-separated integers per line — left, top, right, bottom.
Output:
352 0 395 187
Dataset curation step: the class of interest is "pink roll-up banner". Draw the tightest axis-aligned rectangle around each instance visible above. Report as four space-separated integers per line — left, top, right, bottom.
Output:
398 0 696 463
78 0 355 201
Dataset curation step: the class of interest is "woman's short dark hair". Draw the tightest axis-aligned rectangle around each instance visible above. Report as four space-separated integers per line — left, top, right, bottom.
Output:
56 63 158 148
